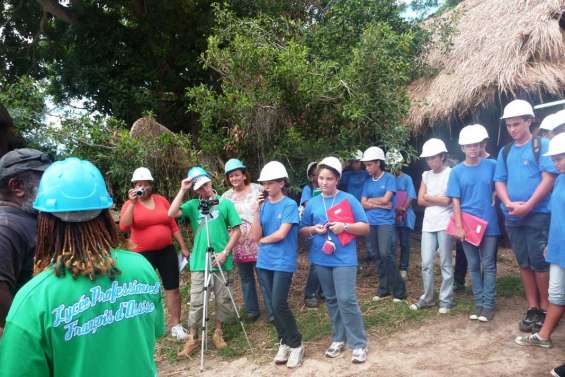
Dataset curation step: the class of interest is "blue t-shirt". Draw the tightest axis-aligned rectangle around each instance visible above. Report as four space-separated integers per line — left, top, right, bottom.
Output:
256 196 299 272
547 174 565 268
494 138 558 221
393 173 417 230
341 170 369 201
361 172 396 225
300 191 368 267
447 159 500 236
300 185 320 205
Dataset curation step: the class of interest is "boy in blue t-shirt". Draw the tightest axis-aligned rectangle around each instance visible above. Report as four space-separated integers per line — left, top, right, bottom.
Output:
340 150 369 201
494 100 558 333
514 133 565 376
447 125 500 322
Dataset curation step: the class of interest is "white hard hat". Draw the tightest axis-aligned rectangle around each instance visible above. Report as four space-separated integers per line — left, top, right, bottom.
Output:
473 124 489 141
501 99 535 120
306 161 318 178
361 146 385 162
131 167 154 182
458 125 485 145
544 132 565 157
318 156 343 177
350 150 363 160
420 138 448 158
540 111 565 131
258 161 289 182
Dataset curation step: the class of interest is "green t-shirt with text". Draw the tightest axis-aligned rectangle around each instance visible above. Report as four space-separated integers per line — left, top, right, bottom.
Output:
0 249 165 377
180 196 242 272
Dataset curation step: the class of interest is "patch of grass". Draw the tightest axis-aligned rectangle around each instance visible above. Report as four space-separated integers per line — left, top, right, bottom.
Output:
496 275 524 298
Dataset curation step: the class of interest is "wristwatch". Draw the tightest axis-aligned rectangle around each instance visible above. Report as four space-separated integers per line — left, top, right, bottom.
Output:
343 223 349 232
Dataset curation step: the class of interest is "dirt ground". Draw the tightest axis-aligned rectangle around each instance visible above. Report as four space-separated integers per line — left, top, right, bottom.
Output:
158 242 565 377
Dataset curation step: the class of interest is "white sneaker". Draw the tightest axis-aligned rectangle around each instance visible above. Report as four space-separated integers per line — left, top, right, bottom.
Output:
325 341 345 358
274 343 291 364
352 347 367 364
392 298 404 303
286 343 304 368
438 307 450 314
170 324 189 341
400 270 408 279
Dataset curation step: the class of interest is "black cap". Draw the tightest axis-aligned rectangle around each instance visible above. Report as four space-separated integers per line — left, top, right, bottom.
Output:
0 148 52 181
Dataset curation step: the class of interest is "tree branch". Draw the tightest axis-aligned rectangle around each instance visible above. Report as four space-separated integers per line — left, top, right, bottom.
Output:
36 0 77 24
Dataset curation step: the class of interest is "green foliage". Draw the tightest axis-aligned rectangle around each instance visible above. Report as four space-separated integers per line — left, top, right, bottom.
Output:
0 76 47 144
50 118 199 206
187 4 420 185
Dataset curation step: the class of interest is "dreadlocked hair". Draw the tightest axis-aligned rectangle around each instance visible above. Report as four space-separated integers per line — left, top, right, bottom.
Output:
34 209 121 281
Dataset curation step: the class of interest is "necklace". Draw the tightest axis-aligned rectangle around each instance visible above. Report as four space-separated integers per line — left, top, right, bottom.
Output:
372 171 385 181
321 191 338 223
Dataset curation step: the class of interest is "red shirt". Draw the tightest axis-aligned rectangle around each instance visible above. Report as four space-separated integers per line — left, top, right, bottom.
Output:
119 194 180 252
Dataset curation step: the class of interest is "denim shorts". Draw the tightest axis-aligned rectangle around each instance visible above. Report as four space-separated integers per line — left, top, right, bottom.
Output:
506 213 549 272
549 264 565 306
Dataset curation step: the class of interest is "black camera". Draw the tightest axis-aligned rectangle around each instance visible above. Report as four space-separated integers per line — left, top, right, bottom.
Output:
135 187 145 197
198 198 219 214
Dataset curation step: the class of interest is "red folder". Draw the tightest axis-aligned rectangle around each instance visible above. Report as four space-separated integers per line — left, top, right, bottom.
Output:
326 199 356 246
447 212 488 247
396 191 408 209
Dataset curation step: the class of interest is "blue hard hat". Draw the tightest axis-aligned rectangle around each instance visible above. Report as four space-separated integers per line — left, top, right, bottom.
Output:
224 158 246 175
33 157 113 213
187 166 209 180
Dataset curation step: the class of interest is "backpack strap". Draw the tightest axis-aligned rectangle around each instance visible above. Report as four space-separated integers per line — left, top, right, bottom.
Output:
503 136 542 169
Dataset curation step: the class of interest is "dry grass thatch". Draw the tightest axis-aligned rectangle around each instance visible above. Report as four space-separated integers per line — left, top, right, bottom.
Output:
129 116 173 139
409 0 565 133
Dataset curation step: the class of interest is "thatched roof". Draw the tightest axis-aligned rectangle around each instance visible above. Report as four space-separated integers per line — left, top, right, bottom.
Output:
409 0 565 133
129 116 173 139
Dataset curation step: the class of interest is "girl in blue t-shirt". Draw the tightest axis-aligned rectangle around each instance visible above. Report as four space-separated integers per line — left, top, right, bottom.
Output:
251 161 303 369
299 156 370 364
360 146 407 301
447 125 500 322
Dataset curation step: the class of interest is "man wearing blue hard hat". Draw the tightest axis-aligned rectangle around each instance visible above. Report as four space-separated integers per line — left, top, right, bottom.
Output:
169 166 242 357
0 157 165 377
0 148 51 336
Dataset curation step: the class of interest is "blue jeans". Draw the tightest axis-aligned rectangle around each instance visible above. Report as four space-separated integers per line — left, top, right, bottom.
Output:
315 265 367 349
454 241 468 286
393 226 411 271
257 268 302 347
367 224 406 299
239 262 273 319
304 263 322 299
462 236 498 310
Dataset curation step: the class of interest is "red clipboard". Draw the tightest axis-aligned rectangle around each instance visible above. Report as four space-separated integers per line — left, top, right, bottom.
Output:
447 212 488 247
326 199 356 246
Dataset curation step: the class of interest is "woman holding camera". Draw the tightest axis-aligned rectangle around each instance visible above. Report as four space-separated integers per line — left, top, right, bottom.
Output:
299 157 370 363
221 158 273 322
119 167 190 341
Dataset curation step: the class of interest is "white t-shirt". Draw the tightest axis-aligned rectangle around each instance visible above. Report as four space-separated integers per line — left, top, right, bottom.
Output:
422 167 453 232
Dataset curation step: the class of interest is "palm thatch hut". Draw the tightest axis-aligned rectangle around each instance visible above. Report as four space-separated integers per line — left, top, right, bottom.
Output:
409 0 565 157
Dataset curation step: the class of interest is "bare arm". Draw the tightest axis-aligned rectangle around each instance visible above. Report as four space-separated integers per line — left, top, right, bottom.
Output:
169 178 192 218
452 198 465 240
172 230 189 257
523 172 556 212
494 181 512 207
261 223 293 244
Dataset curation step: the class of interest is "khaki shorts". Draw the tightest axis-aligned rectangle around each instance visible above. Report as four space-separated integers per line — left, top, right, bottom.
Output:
188 271 234 328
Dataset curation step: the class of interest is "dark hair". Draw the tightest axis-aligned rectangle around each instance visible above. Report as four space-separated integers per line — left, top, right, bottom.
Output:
317 164 340 180
307 164 317 177
35 210 121 280
224 168 250 188
274 178 289 194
